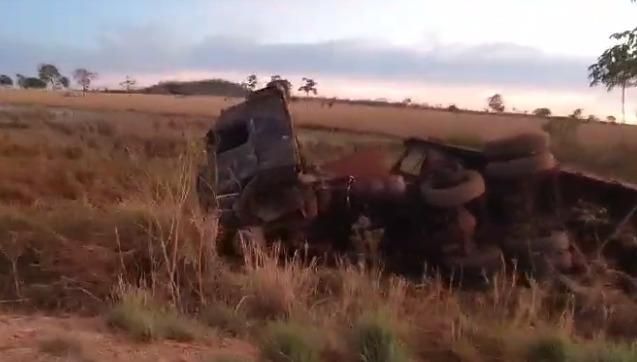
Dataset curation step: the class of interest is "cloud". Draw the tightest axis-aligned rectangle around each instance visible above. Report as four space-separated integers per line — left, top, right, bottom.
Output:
0 27 594 89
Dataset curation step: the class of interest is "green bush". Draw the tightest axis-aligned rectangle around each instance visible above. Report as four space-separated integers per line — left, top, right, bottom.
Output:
354 312 408 362
260 321 321 362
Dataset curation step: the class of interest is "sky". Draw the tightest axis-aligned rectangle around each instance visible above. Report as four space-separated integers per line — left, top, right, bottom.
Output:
1 0 636 121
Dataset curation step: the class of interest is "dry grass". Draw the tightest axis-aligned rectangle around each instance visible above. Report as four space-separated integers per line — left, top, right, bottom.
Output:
259 321 322 362
3 89 637 184
107 282 203 342
3 88 637 147
38 334 94 362
202 302 249 337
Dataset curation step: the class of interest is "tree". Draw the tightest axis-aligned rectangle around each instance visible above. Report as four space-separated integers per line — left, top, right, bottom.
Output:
402 97 412 105
58 76 69 89
588 28 637 123
119 76 137 92
586 114 600 123
569 108 583 119
16 74 26 88
37 63 62 88
533 107 552 117
73 68 98 95
241 74 258 92
267 75 292 98
487 94 505 112
298 77 317 96
16 74 46 89
0 74 12 87
607 115 617 123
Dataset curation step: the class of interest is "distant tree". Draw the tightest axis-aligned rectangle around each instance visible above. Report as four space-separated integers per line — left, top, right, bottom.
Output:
73 68 98 95
533 107 552 117
487 94 505 112
0 74 12 87
267 75 292 98
569 108 583 119
119 76 137 92
16 74 26 88
16 73 46 89
402 97 412 105
448 104 460 112
37 63 62 88
586 114 600 123
298 77 318 96
588 28 637 123
241 74 258 92
58 76 70 89
607 115 617 123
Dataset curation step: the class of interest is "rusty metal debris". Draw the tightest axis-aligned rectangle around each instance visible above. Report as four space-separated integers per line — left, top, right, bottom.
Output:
197 84 637 285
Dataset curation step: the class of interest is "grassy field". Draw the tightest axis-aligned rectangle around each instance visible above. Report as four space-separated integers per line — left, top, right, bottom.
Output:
3 89 637 183
1 103 637 361
2 89 637 146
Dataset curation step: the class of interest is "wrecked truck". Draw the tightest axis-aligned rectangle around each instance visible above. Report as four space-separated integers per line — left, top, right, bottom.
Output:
197 84 637 283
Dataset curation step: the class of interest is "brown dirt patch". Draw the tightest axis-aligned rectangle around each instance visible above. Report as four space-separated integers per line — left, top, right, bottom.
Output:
0 313 257 362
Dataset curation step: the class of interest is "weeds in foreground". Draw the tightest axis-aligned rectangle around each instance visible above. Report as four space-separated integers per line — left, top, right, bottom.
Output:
353 311 408 362
526 335 571 362
260 321 322 362
240 241 318 320
202 302 249 337
107 283 202 342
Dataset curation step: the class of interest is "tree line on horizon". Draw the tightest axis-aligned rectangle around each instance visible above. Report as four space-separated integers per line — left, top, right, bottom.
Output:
2 58 630 120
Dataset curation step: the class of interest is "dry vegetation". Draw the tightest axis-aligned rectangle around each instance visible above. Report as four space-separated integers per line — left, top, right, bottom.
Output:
1 102 637 361
3 89 637 183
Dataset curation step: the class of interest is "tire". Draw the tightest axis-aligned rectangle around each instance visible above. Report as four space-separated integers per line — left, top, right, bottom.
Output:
485 152 557 179
484 133 550 160
420 170 485 208
443 245 504 272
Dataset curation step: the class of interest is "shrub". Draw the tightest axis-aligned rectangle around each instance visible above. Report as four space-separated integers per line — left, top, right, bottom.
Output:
107 285 201 342
202 302 249 336
260 321 322 362
526 336 570 362
353 312 408 362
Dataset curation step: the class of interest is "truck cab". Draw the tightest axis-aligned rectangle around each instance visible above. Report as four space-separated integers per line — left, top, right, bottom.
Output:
197 85 306 225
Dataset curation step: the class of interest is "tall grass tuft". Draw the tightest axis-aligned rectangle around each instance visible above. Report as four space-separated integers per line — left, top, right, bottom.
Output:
260 320 322 362
353 311 408 362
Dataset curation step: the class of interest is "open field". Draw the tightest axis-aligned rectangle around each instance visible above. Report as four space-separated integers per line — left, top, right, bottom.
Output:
2 89 637 147
2 89 637 183
1 104 637 361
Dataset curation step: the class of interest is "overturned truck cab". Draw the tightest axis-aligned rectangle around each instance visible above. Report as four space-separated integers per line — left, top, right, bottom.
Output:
197 85 321 252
